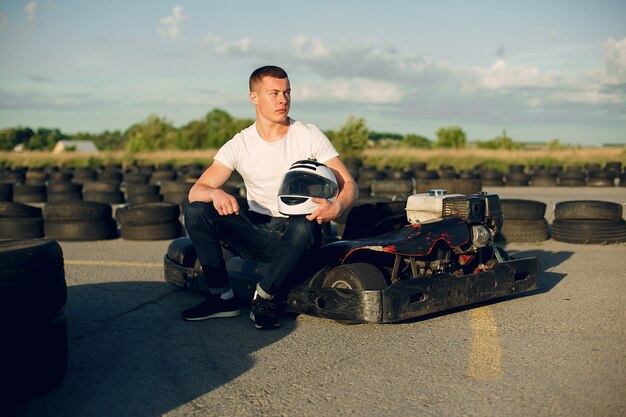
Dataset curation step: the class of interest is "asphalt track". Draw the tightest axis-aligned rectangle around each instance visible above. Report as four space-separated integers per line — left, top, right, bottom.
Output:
7 186 626 417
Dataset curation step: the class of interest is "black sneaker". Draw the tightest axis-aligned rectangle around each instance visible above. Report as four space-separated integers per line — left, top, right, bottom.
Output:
250 296 280 329
181 295 240 321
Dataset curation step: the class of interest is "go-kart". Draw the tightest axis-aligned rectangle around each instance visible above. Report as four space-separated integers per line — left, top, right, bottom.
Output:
164 190 540 323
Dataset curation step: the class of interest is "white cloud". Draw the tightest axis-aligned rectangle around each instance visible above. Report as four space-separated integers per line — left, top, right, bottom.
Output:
204 34 251 54
297 78 403 104
292 35 330 58
158 6 186 40
472 59 564 90
603 37 626 85
195 31 624 121
25 1 37 22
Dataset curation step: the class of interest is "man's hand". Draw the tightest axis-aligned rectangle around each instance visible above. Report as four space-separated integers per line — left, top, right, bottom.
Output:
306 198 343 224
212 189 240 216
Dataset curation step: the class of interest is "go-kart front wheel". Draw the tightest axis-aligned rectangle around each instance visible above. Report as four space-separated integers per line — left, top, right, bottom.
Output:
321 263 388 290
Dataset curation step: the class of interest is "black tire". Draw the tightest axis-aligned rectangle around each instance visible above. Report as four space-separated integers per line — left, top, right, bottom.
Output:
558 178 586 187
370 179 413 195
415 170 439 180
0 239 67 320
150 170 177 183
123 172 151 184
46 192 83 202
551 219 626 244
165 236 201 268
125 184 160 195
81 180 120 193
83 191 125 204
0 201 42 218
159 181 192 195
44 200 113 221
12 184 46 203
414 178 482 195
505 172 530 186
497 218 548 242
120 221 182 240
585 178 614 187
125 193 163 204
46 181 81 194
500 199 547 220
531 173 557 186
162 192 189 205
554 200 622 220
321 263 388 290
303 266 332 289
116 202 180 225
45 220 117 241
0 217 45 239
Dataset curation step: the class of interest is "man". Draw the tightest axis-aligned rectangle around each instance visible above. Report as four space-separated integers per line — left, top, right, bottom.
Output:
182 65 358 329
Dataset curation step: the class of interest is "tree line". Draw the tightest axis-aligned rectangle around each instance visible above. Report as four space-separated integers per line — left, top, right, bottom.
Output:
0 108 539 154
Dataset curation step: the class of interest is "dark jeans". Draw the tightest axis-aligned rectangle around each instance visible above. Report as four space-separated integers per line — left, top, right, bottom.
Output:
184 201 322 299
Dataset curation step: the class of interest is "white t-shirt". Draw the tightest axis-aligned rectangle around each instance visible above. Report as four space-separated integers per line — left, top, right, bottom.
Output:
214 118 339 217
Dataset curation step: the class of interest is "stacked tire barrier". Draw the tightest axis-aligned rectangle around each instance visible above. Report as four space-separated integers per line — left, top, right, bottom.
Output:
551 200 626 244
0 239 68 406
116 202 183 240
0 201 45 239
497 199 549 242
43 200 118 241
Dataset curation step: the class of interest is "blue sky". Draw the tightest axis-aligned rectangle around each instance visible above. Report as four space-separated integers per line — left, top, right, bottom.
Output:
1 0 625 146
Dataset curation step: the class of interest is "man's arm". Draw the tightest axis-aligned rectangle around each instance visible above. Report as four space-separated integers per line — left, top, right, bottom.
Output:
188 160 241 216
306 156 359 224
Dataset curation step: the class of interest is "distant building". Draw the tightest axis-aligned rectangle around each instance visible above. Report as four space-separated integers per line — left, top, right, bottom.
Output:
52 140 99 153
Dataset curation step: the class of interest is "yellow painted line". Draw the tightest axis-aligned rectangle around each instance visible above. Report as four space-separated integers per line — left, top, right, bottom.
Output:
65 260 162 268
467 306 502 380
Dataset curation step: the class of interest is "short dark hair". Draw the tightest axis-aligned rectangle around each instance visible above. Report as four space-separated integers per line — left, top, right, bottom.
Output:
249 65 288 92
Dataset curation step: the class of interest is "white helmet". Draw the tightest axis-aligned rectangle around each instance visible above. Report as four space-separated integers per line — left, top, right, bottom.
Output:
278 159 338 216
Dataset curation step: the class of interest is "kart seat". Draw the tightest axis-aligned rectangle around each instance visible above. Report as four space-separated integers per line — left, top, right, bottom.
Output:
340 200 408 240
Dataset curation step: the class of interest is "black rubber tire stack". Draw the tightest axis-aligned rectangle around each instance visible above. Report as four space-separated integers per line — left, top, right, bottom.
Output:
530 171 558 186
505 170 530 186
496 199 548 242
116 202 183 240
414 178 482 195
46 180 83 202
551 200 626 244
558 167 586 186
12 183 47 203
370 178 413 200
479 169 505 186
585 169 616 187
0 201 45 239
125 183 163 204
159 180 193 207
356 168 384 198
0 239 68 406
43 200 118 241
82 179 125 204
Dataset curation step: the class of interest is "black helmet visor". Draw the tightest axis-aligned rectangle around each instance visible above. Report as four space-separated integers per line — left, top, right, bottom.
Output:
279 171 338 199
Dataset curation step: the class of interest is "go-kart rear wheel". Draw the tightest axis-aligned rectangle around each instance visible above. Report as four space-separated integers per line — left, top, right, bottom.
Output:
321 263 387 290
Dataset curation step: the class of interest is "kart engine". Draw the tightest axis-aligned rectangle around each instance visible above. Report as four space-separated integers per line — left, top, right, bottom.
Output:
398 190 504 278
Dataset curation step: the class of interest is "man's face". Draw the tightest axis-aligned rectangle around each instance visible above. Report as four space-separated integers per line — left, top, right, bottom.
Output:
250 76 291 123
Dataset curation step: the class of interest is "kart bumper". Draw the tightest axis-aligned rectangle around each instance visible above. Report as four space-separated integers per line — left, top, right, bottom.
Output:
284 257 539 323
